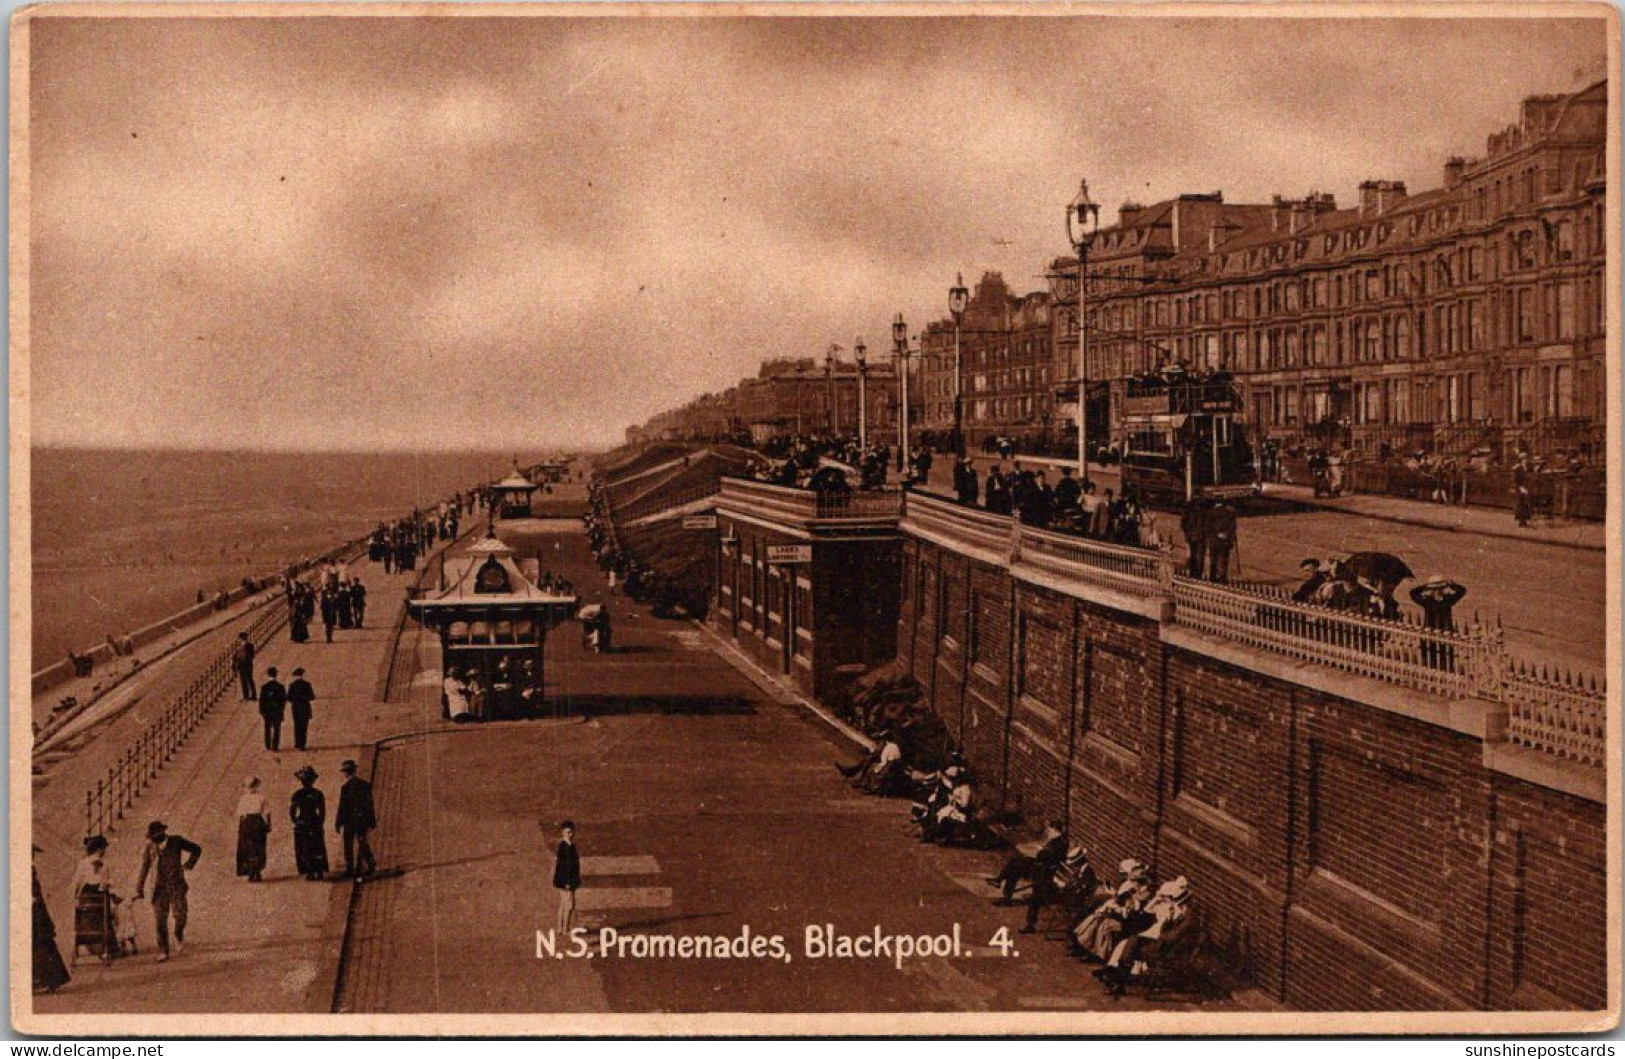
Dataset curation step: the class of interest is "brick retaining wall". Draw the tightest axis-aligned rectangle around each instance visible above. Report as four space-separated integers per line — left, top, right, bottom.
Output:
897 533 1606 1012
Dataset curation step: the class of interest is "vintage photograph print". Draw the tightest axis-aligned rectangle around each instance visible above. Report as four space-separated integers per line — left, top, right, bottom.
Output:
10 2 1619 1037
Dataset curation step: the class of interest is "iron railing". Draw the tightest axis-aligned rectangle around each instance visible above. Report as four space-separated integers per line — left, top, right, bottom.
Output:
82 601 289 838
1168 576 1491 701
1503 660 1607 767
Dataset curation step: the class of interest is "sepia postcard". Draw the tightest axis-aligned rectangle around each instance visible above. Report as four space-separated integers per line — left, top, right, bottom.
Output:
8 1 1621 1038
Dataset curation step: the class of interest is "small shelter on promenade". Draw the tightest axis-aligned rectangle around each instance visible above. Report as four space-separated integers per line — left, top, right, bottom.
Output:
530 460 568 484
491 471 538 520
407 535 577 719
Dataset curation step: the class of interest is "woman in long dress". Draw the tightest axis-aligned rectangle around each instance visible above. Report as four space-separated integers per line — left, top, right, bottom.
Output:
235 776 271 882
289 767 329 881
32 850 70 993
1073 860 1154 962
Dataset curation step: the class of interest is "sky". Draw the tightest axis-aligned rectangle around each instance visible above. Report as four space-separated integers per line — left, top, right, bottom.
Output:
25 11 1610 452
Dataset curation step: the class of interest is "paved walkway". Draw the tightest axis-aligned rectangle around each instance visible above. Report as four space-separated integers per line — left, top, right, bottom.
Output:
1263 481 1604 551
31 546 442 1019
914 454 1604 550
334 511 1272 1015
909 457 1605 671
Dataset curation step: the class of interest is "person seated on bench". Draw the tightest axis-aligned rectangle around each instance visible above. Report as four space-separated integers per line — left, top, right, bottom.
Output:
1096 875 1198 994
986 820 1066 906
910 768 951 831
1053 846 1102 932
444 668 474 723
835 730 903 793
918 766 975 844
1072 858 1153 962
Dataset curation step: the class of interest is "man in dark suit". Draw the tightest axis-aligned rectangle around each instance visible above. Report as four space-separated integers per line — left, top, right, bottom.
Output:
134 820 202 962
551 820 582 936
319 590 337 643
335 759 378 878
288 668 316 751
258 667 287 751
231 632 256 701
1180 499 1209 579
1206 499 1238 583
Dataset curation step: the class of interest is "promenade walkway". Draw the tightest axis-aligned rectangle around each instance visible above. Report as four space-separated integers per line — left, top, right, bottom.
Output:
31 545 444 1020
915 453 1603 549
332 509 1272 1017
909 456 1605 670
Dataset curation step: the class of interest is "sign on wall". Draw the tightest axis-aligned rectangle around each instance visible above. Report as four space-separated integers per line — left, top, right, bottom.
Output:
682 514 718 530
765 544 812 564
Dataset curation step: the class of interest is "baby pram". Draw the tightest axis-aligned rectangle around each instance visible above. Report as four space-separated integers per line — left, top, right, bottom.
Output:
72 889 135 963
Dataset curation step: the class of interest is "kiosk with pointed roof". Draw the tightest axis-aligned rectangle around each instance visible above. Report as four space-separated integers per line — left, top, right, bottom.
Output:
491 469 538 520
407 534 578 719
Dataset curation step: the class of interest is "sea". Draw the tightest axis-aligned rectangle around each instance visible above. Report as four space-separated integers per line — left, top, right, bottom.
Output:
28 448 558 671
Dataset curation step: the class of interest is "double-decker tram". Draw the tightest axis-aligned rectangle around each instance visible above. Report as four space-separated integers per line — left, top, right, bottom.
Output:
1119 369 1261 506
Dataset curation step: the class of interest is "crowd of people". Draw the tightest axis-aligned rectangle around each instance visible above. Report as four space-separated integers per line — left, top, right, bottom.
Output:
440 658 548 722
368 496 473 575
31 480 509 993
824 659 1207 997
585 480 702 619
947 457 1166 546
834 730 1205 997
740 432 893 492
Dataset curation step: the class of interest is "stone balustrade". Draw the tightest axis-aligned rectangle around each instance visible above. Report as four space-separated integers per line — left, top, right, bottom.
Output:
900 490 1606 770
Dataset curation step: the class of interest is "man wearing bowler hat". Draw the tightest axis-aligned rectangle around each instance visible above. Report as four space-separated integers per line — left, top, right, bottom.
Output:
335 760 378 879
134 821 202 963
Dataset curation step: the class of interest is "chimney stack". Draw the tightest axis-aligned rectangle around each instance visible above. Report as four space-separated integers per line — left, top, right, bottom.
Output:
1444 157 1468 189
1358 180 1407 216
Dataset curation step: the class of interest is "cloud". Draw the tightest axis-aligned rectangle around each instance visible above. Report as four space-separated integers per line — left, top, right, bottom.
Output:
24 13 1609 450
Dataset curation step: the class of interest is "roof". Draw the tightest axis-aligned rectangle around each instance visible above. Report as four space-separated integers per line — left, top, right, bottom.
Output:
495 472 536 491
409 538 577 613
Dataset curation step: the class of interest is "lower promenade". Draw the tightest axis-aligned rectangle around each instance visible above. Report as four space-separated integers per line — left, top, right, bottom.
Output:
31 538 442 1019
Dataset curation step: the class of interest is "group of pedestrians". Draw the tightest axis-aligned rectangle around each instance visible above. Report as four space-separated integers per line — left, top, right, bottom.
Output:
946 458 1161 548
271 760 377 883
282 573 367 645
1178 497 1240 582
252 665 317 751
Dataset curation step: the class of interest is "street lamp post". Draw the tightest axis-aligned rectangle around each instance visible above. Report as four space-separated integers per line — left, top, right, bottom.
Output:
854 336 868 451
1066 179 1101 478
824 345 837 436
893 313 910 473
949 273 969 458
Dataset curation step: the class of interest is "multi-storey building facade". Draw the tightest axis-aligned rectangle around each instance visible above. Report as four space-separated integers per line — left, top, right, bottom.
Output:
915 273 1057 451
1056 80 1606 457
